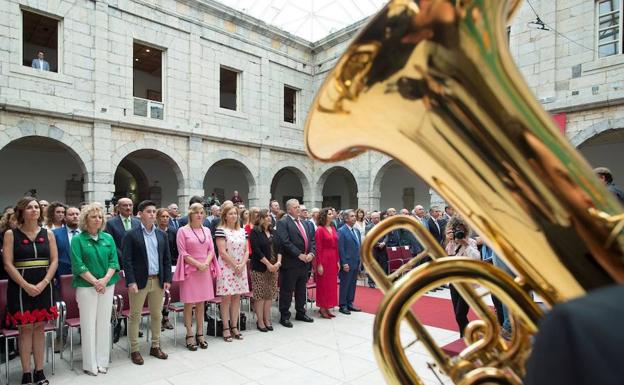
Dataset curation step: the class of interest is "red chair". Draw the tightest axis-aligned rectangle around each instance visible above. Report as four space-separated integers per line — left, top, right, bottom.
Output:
165 280 184 345
387 245 412 274
114 277 150 355
59 274 81 370
0 279 57 384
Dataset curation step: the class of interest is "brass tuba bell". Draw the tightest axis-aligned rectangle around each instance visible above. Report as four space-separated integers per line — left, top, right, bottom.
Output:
304 0 624 384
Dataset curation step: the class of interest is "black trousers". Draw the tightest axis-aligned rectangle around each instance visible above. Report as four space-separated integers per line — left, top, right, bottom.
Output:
450 284 469 337
279 267 308 320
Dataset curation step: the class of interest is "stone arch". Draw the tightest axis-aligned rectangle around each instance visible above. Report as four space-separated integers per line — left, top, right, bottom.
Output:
372 159 431 211
203 150 258 205
270 165 311 207
0 120 93 182
316 165 359 210
577 126 624 191
111 138 187 192
569 118 624 147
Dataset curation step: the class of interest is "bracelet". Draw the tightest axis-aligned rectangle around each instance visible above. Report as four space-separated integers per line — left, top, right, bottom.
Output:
43 278 49 285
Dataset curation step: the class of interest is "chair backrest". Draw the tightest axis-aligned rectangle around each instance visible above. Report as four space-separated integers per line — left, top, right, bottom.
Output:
114 276 129 310
168 279 180 303
59 274 79 319
0 280 7 326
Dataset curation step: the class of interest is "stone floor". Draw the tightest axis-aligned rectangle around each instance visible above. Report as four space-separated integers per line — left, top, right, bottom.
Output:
4 291 459 385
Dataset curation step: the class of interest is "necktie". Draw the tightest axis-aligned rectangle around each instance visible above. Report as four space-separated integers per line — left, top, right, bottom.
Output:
295 219 308 253
123 217 131 230
173 219 178 229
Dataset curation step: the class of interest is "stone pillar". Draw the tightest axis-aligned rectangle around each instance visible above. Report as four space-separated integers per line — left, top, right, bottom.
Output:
429 189 446 208
253 147 272 208
180 136 205 211
85 122 115 204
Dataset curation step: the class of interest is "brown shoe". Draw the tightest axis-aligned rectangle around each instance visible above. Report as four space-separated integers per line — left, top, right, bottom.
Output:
162 318 174 330
149 347 168 360
130 352 144 365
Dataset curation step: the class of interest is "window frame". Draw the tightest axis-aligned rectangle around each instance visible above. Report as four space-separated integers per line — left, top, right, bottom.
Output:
596 0 623 58
283 85 299 125
219 65 242 112
19 6 64 75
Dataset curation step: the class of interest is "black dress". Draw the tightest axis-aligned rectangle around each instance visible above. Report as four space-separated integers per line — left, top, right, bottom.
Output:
6 228 57 327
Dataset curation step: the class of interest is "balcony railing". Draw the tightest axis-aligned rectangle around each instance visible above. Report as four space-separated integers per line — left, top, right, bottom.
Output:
134 97 164 120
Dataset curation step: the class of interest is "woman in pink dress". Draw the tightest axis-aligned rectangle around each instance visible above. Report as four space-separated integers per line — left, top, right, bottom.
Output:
314 207 340 319
215 204 249 341
173 203 219 351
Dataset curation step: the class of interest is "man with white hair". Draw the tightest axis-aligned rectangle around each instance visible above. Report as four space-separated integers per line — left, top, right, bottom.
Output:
309 208 320 231
275 199 316 327
412 204 429 230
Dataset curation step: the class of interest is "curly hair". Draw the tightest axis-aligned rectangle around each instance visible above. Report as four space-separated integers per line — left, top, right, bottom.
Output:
46 201 68 228
14 197 42 226
447 215 470 234
78 203 106 232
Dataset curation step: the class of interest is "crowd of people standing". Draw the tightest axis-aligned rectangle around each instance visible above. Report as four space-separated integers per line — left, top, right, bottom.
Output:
0 165 621 384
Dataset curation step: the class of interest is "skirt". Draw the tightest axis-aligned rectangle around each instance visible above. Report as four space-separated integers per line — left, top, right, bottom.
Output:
180 269 215 303
251 270 277 300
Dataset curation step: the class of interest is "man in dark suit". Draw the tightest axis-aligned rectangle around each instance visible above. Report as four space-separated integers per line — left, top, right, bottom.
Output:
166 203 181 231
53 207 81 282
338 210 362 314
275 199 316 327
105 198 141 342
178 196 212 227
105 197 140 266
427 206 444 245
121 200 172 366
524 284 624 385
269 200 280 229
365 211 386 287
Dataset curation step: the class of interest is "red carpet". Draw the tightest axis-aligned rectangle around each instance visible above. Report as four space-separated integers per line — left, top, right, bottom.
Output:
354 286 476 332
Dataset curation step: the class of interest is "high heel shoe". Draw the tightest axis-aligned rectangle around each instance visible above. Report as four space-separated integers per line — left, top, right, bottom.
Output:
33 370 49 385
222 327 233 342
319 308 331 319
327 310 336 318
185 335 198 351
196 334 208 349
256 322 268 332
21 372 33 385
265 323 274 331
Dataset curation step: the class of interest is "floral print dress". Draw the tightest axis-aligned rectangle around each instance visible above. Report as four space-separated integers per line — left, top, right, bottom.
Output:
215 227 249 296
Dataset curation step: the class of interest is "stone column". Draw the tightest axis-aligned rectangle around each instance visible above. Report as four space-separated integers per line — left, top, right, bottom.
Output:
180 136 205 210
252 147 273 208
84 122 115 204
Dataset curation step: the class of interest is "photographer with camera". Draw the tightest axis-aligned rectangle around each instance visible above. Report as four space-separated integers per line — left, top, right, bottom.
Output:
443 216 480 337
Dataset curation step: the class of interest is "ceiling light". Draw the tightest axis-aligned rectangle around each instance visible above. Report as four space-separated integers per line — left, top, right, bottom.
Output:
146 49 150 52
135 58 139 61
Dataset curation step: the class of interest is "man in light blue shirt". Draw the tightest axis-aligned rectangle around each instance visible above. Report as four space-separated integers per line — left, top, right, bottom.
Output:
31 51 50 71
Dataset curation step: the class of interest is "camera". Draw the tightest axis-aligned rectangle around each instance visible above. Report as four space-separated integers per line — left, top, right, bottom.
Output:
453 229 465 240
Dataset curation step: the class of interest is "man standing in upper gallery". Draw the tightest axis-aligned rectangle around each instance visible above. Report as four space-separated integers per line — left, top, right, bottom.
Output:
275 199 316 327
337 210 362 314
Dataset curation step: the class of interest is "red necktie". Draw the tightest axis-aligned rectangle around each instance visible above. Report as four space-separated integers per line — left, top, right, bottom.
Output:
295 219 308 253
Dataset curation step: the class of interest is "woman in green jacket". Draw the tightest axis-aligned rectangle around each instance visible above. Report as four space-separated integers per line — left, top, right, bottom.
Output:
70 203 119 376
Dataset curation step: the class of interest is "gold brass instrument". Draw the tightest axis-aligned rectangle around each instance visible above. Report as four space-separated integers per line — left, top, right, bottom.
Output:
304 0 624 384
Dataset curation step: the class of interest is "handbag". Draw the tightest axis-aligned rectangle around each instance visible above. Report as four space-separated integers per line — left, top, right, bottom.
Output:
206 312 247 336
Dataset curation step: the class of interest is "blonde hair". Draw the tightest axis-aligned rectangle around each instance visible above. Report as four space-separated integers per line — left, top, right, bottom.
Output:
249 207 260 226
78 203 105 232
219 203 240 230
187 202 205 226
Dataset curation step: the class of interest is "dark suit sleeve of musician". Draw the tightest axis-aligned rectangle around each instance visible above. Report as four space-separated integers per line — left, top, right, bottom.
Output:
524 285 624 385
276 220 301 258
121 231 136 286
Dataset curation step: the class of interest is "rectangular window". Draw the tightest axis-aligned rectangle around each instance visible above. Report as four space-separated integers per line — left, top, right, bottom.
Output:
597 0 622 57
22 9 59 72
284 86 297 124
133 42 164 120
220 67 239 111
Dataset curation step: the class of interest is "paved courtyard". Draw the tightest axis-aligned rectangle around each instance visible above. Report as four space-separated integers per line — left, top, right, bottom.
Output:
5 291 457 385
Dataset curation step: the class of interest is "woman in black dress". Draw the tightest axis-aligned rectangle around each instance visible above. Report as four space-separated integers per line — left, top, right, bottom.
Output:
3 197 58 385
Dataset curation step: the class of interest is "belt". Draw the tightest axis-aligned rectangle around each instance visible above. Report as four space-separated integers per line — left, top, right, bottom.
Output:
15 260 49 268
148 274 159 278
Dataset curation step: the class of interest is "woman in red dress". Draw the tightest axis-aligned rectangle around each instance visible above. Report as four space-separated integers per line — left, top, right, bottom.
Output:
314 207 340 318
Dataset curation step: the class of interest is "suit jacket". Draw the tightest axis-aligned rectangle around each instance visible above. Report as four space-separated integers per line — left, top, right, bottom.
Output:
427 217 444 245
275 215 316 270
524 284 624 385
338 225 361 268
386 229 423 255
53 227 73 280
165 227 179 264
31 58 50 71
168 217 182 232
105 215 140 264
121 226 172 289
